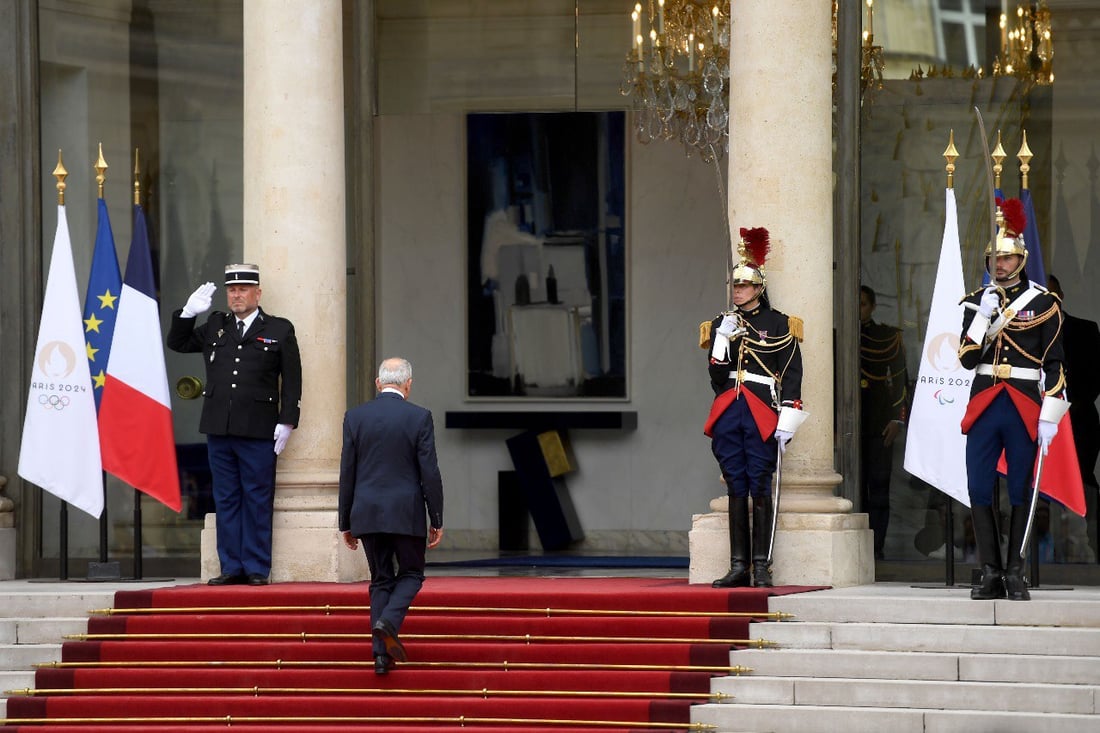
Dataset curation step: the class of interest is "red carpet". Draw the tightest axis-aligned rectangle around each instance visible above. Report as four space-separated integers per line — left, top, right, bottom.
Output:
2 576 821 732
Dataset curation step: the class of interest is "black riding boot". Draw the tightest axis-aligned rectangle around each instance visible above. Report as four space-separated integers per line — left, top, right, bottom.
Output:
970 505 1005 600
1003 505 1032 601
713 497 751 588
751 495 774 588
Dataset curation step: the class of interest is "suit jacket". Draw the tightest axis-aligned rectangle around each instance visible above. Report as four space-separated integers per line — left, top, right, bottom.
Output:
1063 311 1100 479
338 392 444 538
167 307 302 440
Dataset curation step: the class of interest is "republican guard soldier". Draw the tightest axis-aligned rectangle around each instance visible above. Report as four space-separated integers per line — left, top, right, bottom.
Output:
958 198 1068 601
702 227 806 588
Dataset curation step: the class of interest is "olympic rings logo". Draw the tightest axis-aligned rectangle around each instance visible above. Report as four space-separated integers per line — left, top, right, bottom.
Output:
38 394 72 410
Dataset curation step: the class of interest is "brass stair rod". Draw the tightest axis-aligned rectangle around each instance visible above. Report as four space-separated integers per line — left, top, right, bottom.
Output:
36 658 753 674
68 631 774 647
6 685 725 702
0 714 717 730
91 603 792 620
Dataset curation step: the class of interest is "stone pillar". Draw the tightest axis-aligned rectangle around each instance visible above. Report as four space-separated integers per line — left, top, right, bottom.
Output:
689 1 873 586
199 0 366 582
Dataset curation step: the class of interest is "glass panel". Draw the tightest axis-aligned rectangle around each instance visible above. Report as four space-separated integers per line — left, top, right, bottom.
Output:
863 1 1100 582
37 0 243 576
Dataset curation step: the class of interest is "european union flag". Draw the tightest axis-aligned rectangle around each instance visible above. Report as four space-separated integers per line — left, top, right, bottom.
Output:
1020 188 1048 286
82 197 122 411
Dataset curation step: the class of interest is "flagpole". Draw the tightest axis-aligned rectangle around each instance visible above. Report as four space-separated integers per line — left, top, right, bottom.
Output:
55 152 72 582
132 150 145 581
942 135 959 589
94 147 112 573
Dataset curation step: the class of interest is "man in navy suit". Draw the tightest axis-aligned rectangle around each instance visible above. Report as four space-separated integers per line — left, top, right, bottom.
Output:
338 358 444 675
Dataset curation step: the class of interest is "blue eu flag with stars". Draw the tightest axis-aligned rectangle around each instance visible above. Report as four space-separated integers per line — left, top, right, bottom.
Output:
82 197 122 411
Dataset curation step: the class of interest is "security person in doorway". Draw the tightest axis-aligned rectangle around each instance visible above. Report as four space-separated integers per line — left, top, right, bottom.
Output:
168 264 303 586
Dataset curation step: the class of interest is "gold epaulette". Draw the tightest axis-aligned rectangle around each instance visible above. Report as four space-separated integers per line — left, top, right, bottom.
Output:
959 287 986 305
699 320 712 350
788 315 804 342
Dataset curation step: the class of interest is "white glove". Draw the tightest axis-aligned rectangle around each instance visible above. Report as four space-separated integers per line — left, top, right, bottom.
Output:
716 314 738 337
977 288 1000 319
181 282 217 318
775 429 794 453
1037 419 1058 456
273 424 294 455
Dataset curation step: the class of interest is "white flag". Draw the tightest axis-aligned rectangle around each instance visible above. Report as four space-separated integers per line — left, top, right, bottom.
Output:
18 205 104 518
903 188 973 507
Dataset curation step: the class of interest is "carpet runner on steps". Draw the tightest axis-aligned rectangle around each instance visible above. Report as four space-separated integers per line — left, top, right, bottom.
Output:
1 576 820 732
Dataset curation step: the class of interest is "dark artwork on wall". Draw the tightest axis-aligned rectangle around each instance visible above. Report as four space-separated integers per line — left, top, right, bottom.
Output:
466 112 626 398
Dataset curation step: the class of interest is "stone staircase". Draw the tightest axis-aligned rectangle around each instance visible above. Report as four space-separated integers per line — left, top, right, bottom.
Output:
0 580 179 720
695 583 1100 733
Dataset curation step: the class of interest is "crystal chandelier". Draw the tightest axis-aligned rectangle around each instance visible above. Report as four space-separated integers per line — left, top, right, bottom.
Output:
993 1 1053 85
619 1 730 163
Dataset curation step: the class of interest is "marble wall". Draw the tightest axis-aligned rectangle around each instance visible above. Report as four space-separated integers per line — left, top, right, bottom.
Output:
376 112 728 551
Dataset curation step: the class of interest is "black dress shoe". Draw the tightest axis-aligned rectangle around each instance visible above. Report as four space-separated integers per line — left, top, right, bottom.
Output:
246 574 269 586
374 653 394 675
207 573 245 586
372 619 407 662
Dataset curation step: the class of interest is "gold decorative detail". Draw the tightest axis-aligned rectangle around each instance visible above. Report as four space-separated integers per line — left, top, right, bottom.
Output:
943 130 959 190
133 148 142 205
53 150 68 205
1018 130 1033 191
860 0 884 94
175 376 204 400
620 1 729 162
94 143 108 200
699 320 713 350
787 316 804 342
994 1 1054 85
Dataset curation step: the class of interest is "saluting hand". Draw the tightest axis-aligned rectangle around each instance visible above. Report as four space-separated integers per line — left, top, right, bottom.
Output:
977 287 1000 319
181 282 217 318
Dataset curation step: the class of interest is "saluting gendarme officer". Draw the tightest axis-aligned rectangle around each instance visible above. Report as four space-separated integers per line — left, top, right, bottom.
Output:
168 264 303 586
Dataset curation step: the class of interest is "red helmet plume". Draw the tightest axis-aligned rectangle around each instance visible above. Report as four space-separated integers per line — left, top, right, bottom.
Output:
995 197 1027 238
738 227 770 266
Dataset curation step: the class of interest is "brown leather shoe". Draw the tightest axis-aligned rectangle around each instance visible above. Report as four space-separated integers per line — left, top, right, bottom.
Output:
372 619 407 662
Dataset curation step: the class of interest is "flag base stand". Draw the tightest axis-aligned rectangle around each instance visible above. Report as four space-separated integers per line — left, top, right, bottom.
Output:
86 561 121 581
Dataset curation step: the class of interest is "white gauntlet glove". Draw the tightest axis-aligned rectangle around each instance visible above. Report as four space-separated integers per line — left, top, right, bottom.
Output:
181 282 217 318
1037 420 1058 456
977 288 1000 319
774 429 794 453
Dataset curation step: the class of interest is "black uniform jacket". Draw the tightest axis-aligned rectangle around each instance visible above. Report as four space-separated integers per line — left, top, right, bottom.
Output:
167 307 302 440
705 302 803 437
338 392 444 538
958 281 1065 435
860 319 908 434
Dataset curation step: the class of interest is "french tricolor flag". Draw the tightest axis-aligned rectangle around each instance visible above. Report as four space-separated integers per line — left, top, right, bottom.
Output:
98 204 181 511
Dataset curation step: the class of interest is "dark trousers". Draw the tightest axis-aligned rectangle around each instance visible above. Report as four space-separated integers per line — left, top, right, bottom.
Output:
861 431 894 556
207 434 277 577
965 391 1036 507
711 397 778 499
362 533 426 656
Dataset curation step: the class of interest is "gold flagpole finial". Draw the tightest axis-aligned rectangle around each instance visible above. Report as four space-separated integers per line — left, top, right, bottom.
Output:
943 129 959 189
95 143 108 200
1018 129 1033 191
133 148 142 205
991 129 1006 191
53 149 68 205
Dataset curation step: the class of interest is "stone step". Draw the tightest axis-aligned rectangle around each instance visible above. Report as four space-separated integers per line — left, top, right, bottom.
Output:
769 584 1100 628
693 703 1099 733
752 620 1100 656
0 644 61 671
712 675 1098 715
0 670 36 696
0 590 115 619
0 617 88 645
732 648 1100 686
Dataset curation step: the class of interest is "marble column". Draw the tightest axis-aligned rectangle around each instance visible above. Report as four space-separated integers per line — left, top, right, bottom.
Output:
689 1 873 586
201 0 367 581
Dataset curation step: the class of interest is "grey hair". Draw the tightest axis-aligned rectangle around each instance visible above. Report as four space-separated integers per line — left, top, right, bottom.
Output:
377 357 412 386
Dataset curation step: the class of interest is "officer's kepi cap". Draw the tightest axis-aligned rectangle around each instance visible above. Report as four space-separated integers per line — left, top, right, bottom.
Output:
225 264 260 285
